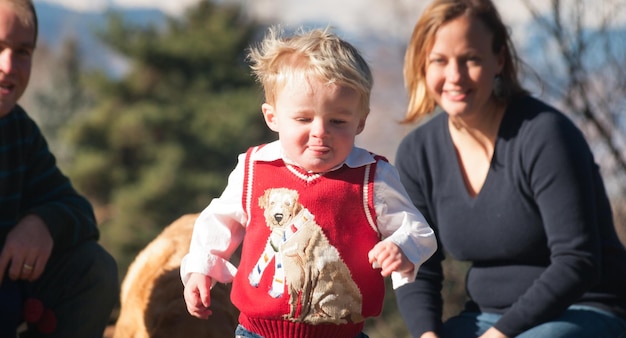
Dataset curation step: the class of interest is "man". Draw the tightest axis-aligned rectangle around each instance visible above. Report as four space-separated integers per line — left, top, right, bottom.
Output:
0 0 119 337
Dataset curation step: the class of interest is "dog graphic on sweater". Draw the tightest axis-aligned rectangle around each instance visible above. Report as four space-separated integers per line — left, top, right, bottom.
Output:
249 187 364 324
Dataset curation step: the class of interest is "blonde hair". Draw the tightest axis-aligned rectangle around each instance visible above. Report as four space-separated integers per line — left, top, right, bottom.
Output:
403 0 527 123
2 0 38 45
247 26 373 116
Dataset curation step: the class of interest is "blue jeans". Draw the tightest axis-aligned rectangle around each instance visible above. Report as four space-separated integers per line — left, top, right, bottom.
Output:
442 305 626 338
235 324 370 338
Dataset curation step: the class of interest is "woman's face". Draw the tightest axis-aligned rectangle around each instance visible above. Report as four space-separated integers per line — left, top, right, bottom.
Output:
425 14 504 119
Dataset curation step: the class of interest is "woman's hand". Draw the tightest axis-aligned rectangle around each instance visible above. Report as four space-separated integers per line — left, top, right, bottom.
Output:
479 327 508 338
420 331 439 338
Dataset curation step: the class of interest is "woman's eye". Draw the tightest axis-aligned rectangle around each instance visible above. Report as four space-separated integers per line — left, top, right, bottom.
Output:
429 58 445 65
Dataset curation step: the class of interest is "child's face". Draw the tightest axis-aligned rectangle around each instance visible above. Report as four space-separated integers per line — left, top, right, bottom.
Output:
262 76 366 173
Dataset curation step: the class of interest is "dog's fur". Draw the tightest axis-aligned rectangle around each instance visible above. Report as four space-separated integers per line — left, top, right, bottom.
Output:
257 188 364 324
113 214 239 338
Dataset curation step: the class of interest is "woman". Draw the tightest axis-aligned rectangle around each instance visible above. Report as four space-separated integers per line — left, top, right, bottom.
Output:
394 0 626 337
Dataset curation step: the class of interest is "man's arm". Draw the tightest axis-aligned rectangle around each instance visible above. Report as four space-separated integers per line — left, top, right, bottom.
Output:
20 110 99 252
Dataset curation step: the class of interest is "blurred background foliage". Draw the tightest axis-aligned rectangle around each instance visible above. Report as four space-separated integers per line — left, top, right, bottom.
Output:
23 0 626 336
32 0 275 285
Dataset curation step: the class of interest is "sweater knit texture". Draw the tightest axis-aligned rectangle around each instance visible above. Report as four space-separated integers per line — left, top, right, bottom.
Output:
0 105 98 252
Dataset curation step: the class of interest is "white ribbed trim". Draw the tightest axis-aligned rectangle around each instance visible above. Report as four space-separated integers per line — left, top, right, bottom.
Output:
286 164 321 183
363 163 379 235
244 146 259 227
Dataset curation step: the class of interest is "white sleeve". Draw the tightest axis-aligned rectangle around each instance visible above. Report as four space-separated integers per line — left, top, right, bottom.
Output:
180 153 248 285
374 160 437 289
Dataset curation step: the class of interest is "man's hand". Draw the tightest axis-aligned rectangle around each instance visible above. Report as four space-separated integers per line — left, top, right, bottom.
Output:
0 214 53 284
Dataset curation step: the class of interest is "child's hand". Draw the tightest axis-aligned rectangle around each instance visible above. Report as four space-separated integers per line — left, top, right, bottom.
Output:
368 241 414 277
183 273 213 319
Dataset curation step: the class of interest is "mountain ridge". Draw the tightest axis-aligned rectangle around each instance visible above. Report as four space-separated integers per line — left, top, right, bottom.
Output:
35 2 166 74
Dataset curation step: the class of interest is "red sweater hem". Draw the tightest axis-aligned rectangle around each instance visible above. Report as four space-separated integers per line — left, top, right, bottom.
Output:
239 313 364 338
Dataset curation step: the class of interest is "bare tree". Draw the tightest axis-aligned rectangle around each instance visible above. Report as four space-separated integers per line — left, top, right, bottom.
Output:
520 0 626 197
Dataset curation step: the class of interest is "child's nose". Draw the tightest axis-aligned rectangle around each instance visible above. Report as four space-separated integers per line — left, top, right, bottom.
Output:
310 119 328 137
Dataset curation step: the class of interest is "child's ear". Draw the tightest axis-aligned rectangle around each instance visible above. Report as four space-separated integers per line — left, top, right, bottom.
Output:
262 103 279 132
356 111 368 135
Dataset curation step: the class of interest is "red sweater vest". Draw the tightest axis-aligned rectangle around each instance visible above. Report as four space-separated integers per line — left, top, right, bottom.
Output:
230 146 385 338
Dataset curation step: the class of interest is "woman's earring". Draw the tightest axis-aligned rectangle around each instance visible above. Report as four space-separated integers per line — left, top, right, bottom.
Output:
493 74 509 100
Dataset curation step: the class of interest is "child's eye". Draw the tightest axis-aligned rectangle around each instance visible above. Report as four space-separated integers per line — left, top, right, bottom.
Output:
295 117 311 123
331 119 347 125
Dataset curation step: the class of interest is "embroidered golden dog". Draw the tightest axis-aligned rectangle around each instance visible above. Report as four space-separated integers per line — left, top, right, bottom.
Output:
251 188 364 324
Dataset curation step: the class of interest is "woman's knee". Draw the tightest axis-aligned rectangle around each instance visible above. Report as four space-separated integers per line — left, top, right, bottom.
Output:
517 306 626 338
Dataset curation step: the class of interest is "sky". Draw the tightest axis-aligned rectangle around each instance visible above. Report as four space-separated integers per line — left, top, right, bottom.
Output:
38 0 200 16
38 0 545 27
37 0 625 47
38 0 626 34
38 0 625 50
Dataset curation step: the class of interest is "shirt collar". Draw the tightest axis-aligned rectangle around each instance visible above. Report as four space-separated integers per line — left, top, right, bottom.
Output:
254 140 376 173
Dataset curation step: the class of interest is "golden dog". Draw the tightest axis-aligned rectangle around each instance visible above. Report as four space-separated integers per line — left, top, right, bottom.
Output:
113 214 239 338
256 188 364 324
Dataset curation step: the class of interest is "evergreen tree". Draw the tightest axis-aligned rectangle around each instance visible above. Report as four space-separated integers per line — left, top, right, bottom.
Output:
65 0 274 277
26 38 92 169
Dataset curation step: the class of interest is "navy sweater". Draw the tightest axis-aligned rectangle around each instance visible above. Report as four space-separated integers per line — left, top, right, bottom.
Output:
394 96 626 337
0 105 98 253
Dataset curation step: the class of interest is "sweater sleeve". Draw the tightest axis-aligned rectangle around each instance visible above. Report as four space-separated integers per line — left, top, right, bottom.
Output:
23 114 99 252
393 131 446 337
493 110 602 336
180 153 247 285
